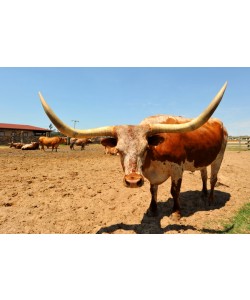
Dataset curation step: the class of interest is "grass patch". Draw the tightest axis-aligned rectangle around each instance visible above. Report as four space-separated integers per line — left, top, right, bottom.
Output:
223 203 250 233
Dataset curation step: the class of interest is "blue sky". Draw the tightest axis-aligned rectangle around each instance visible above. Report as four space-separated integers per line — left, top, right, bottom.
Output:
0 67 249 136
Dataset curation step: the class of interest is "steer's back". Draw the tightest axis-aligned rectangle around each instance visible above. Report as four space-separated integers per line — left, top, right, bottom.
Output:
141 115 228 168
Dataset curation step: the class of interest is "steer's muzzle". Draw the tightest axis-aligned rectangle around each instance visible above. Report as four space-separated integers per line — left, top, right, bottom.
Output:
123 173 144 188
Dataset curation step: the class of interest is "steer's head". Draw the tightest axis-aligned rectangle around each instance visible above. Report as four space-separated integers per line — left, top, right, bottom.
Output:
101 125 164 187
38 82 227 188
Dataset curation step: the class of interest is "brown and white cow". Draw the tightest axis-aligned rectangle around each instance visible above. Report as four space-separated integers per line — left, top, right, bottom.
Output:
38 82 228 220
69 138 92 150
9 142 24 149
39 136 67 152
21 142 40 150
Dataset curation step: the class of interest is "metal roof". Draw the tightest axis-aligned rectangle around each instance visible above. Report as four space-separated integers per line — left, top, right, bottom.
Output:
0 123 51 132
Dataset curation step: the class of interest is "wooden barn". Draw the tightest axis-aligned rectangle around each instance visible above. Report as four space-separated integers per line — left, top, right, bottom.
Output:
0 123 51 145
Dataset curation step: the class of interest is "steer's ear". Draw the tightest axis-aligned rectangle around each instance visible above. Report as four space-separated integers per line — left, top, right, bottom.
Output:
147 135 165 146
101 137 117 147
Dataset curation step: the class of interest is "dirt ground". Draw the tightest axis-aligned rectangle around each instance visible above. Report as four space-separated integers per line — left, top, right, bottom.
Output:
0 144 249 234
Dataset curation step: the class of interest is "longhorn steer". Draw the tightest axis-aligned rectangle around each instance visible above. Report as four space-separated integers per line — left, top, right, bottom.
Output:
38 82 228 220
138 115 228 217
39 136 66 152
69 138 92 150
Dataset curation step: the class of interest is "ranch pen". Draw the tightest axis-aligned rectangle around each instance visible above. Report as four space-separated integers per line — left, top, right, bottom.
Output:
227 137 250 151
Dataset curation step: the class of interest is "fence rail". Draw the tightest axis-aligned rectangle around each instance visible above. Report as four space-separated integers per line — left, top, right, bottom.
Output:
227 139 250 151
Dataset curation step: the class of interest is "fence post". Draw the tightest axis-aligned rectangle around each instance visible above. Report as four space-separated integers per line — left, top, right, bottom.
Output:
246 138 250 150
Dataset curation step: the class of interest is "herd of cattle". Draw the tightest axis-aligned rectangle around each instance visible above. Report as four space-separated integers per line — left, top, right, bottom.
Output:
8 136 118 155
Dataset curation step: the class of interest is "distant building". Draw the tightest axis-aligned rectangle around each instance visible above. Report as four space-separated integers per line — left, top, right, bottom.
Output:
0 123 51 145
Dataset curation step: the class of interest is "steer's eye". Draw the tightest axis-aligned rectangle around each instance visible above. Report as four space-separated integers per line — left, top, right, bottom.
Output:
147 135 165 146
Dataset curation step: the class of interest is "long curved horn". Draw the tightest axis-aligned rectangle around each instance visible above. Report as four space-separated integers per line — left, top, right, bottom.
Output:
39 92 115 138
149 81 228 134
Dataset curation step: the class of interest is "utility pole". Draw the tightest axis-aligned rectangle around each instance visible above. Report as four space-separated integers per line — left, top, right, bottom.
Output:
71 120 79 129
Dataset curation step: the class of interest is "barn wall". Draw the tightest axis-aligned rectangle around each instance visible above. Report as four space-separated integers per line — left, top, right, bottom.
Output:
0 129 48 145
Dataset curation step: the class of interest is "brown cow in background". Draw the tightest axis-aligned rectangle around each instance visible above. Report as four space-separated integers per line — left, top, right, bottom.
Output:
21 142 40 150
69 138 92 150
39 136 67 152
9 142 24 149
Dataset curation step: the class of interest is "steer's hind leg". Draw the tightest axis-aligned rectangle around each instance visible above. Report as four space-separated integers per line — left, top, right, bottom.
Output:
208 162 221 206
146 184 158 217
209 133 227 206
200 168 208 196
208 149 226 206
200 168 208 206
170 166 183 221
170 178 182 221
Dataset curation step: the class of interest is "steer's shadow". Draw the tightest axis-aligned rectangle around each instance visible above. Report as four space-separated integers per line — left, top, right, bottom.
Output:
96 190 231 234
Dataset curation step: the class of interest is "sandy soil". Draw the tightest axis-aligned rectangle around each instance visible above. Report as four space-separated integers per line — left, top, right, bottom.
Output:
0 145 249 234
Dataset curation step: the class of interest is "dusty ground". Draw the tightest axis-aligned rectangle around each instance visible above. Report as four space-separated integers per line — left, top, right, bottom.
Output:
0 144 249 234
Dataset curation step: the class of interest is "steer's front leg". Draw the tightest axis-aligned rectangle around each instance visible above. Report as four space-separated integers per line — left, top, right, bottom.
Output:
170 177 182 221
146 184 159 217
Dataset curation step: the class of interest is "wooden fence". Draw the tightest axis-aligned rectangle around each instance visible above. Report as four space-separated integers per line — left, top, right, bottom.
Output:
227 138 250 151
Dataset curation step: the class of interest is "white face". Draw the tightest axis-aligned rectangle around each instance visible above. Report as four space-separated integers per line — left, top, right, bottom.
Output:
101 125 164 188
115 125 149 176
